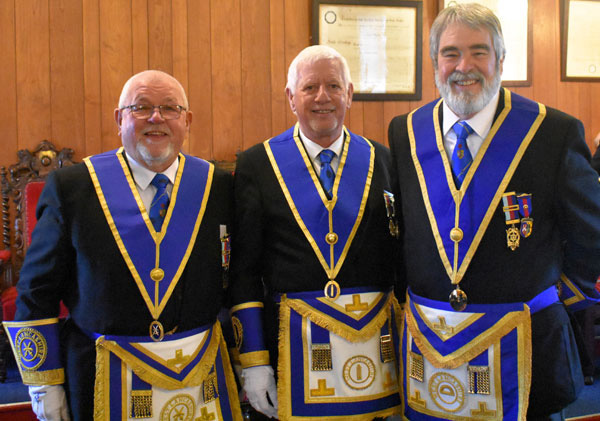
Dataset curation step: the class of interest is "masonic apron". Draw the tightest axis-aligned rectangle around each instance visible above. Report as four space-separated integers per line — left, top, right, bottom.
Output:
265 125 401 420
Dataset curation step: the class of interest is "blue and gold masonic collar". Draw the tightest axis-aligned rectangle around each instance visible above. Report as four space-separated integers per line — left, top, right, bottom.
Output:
408 89 546 285
84 148 213 320
264 124 374 280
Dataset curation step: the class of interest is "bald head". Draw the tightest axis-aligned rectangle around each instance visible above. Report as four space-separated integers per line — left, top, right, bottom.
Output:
118 70 189 110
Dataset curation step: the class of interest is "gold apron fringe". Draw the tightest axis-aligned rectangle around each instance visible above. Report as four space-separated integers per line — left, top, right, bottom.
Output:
406 297 533 371
276 303 291 421
282 292 394 343
95 322 222 391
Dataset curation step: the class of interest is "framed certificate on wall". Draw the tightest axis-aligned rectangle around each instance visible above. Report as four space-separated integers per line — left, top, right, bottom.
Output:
312 0 423 101
561 0 600 81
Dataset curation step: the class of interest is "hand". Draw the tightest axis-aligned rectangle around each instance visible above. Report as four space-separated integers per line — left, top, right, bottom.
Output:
241 365 278 419
29 385 71 421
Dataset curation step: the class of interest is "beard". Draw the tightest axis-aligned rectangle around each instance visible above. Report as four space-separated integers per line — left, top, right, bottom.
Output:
136 141 175 168
435 68 502 118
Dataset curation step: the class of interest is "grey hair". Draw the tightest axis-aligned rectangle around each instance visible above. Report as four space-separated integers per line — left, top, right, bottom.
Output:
286 45 352 94
118 70 189 109
429 2 506 69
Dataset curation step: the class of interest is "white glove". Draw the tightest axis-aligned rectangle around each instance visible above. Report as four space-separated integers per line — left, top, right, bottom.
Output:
241 365 278 419
29 385 71 421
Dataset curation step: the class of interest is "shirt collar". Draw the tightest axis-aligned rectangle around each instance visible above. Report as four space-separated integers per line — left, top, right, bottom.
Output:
298 127 345 161
442 90 500 139
125 152 179 190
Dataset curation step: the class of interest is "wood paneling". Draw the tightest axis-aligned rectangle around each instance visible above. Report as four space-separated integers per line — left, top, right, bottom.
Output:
1 0 600 170
0 0 18 164
15 0 51 150
210 0 242 161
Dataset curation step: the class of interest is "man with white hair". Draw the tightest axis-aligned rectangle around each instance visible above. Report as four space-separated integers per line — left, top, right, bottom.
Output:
4 70 241 420
388 3 600 420
229 45 402 420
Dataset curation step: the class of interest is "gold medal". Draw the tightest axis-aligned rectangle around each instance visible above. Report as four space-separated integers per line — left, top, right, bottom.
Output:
149 320 164 342
506 225 520 250
324 280 341 301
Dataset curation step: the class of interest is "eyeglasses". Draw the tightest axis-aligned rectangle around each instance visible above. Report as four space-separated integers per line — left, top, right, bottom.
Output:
120 104 187 120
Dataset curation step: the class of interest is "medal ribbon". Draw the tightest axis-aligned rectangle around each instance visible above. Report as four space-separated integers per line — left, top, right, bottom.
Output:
517 194 532 218
408 89 546 284
264 124 373 280
85 149 213 319
502 193 520 224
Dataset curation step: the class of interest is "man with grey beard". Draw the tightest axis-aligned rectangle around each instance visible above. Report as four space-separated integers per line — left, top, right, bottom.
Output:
388 3 600 420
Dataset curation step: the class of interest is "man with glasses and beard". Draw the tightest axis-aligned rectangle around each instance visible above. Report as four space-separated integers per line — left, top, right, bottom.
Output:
3 70 241 420
388 3 600 420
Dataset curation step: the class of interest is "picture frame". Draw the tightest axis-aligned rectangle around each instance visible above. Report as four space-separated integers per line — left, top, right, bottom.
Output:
440 0 532 87
560 0 600 81
312 0 423 101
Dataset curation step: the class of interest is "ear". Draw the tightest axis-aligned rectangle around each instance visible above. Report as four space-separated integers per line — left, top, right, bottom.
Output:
285 87 297 114
185 110 193 128
346 83 354 109
114 108 123 134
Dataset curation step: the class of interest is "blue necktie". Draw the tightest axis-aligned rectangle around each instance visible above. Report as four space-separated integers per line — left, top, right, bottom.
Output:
149 174 170 231
319 149 336 197
451 121 474 187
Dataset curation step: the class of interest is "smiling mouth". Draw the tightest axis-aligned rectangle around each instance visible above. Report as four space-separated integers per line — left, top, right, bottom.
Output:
313 109 334 114
144 130 168 137
454 79 478 86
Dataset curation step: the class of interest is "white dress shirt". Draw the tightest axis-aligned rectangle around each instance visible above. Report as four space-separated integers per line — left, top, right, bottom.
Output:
298 128 345 174
125 152 178 211
442 91 500 162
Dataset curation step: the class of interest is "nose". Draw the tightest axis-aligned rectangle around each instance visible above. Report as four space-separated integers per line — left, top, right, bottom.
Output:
455 54 475 73
315 85 331 102
148 107 165 123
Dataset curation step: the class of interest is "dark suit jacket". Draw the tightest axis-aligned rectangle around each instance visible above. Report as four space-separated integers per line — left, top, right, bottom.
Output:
229 126 400 363
15 154 233 420
591 145 600 173
388 89 600 416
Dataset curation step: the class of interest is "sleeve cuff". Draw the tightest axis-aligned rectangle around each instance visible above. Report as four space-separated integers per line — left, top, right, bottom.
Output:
230 301 270 368
3 318 65 386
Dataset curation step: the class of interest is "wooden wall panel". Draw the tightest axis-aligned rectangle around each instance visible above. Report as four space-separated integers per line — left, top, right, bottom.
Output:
50 1 85 156
0 0 18 166
15 0 51 151
210 0 242 161
241 0 272 151
148 0 173 73
131 0 149 73
99 0 131 153
2 0 600 172
186 0 212 159
270 0 288 137
284 0 311 129
83 0 102 157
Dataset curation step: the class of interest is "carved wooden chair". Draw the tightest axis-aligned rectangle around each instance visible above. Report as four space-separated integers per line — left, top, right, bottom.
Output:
0 140 75 391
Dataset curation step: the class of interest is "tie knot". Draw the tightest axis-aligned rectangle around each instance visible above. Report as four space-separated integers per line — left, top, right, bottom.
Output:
452 121 474 141
319 149 335 165
151 174 170 189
